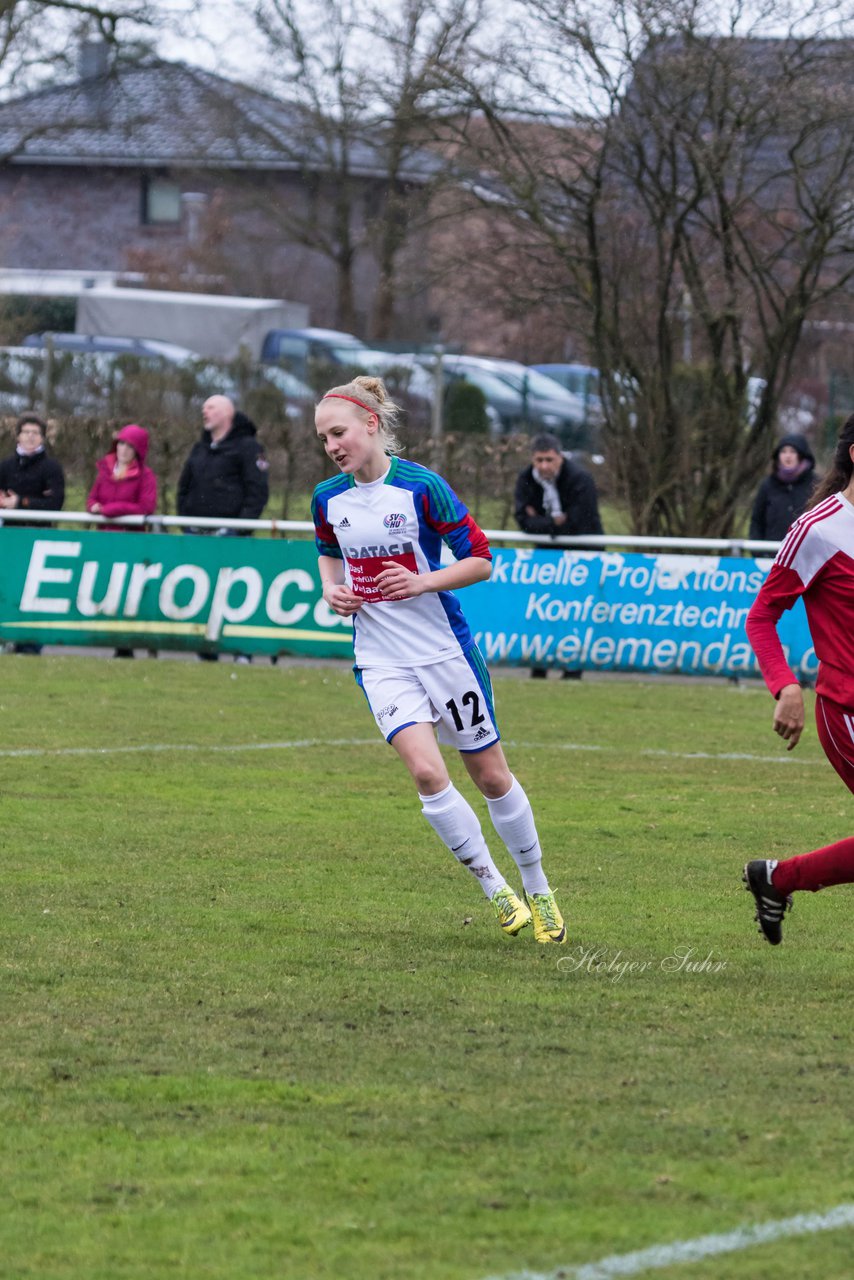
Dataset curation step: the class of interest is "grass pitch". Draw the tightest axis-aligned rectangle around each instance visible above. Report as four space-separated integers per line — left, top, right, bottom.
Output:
2 656 853 1279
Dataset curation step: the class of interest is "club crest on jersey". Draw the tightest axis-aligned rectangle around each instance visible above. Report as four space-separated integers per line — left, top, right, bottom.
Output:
383 513 406 530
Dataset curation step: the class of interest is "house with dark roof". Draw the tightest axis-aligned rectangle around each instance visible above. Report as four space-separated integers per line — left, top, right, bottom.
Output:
0 40 440 340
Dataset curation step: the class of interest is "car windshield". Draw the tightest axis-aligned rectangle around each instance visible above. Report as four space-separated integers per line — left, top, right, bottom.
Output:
260 366 313 398
445 364 518 402
327 342 368 362
538 366 601 397
490 366 582 403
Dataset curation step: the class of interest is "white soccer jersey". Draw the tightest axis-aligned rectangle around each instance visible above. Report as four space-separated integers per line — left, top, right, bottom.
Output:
311 457 491 668
746 491 854 706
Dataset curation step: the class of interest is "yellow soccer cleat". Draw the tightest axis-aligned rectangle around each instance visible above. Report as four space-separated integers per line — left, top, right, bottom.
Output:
491 886 532 937
524 890 567 944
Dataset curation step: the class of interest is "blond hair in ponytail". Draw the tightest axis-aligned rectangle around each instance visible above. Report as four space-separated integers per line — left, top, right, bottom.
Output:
320 375 402 455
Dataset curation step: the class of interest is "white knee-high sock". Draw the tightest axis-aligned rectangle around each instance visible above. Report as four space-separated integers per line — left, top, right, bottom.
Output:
486 776 550 896
419 782 507 899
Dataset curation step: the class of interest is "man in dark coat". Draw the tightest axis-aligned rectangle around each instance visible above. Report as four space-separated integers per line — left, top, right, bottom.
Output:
514 432 603 679
177 395 269 526
177 395 269 662
0 412 65 654
514 432 603 539
749 433 818 543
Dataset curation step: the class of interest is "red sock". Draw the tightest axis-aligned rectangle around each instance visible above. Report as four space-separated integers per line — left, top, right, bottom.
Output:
772 837 854 895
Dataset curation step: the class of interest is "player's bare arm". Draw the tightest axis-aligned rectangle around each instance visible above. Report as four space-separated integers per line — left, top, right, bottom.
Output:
318 554 364 616
375 555 491 601
773 682 805 750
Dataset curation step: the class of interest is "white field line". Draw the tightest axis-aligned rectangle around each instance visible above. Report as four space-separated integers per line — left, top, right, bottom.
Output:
0 738 822 766
486 1203 854 1280
0 738 379 759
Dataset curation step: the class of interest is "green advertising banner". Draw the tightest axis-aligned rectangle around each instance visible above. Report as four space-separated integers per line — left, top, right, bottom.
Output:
0 529 355 657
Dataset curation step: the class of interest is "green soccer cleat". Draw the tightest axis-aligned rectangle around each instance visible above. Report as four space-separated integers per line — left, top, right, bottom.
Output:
491 886 532 936
524 889 567 944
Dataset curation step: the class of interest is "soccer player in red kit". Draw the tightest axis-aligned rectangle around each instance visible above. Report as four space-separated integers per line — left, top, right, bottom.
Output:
744 414 854 944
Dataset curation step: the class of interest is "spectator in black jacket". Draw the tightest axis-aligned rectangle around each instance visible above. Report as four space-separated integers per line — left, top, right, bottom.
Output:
0 413 65 519
0 412 65 654
749 433 818 544
177 395 269 662
514 433 603 679
177 396 269 528
515 433 603 539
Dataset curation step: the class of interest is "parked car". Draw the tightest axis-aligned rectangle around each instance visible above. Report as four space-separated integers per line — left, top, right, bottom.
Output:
0 339 224 419
414 353 593 446
0 344 122 416
224 361 316 423
260 326 370 378
22 332 200 362
531 363 603 423
0 347 48 415
263 338 434 428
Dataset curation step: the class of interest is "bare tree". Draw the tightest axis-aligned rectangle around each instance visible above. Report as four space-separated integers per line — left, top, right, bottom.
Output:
251 0 373 332
360 0 483 340
0 0 163 96
249 0 482 340
437 0 854 535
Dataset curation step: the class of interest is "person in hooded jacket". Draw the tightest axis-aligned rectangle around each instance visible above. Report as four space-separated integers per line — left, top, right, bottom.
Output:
177 395 269 662
177 395 269 529
749 434 818 543
87 423 157 531
0 412 66 653
87 423 158 658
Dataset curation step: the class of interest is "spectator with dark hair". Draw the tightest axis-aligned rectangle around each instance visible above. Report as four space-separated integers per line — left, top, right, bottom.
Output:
0 413 65 519
514 432 603 679
0 413 66 654
749 434 818 543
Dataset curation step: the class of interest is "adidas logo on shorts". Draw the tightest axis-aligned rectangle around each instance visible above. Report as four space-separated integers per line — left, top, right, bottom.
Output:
473 726 491 742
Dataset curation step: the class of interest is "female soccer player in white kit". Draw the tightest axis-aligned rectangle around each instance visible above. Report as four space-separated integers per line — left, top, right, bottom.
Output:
311 376 567 943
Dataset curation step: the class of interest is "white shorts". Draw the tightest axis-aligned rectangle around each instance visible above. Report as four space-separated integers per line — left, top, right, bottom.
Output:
356 647 500 753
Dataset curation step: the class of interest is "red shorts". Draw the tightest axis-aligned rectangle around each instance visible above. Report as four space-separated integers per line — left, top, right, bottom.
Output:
815 695 854 795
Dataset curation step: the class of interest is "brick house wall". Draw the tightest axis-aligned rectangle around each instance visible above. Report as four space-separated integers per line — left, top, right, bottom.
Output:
0 162 436 338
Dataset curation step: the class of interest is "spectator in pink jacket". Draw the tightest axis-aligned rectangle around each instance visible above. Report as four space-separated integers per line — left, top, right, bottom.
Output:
87 423 158 658
88 424 157 530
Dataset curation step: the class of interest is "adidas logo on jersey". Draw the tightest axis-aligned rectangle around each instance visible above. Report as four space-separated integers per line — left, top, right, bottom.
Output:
338 517 351 528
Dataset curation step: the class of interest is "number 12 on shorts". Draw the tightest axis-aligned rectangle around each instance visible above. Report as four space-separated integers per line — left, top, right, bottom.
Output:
445 691 485 731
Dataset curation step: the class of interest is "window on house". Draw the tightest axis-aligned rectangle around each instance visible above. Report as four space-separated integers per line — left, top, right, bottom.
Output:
142 177 182 225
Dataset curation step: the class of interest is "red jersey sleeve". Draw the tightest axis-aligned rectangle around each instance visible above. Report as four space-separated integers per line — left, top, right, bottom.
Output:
745 562 804 698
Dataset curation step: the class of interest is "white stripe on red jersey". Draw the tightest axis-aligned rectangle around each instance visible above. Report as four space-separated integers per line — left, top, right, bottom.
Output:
746 491 854 707
776 494 842 572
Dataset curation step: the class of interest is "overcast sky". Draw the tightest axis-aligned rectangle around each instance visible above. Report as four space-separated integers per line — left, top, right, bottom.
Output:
154 0 269 79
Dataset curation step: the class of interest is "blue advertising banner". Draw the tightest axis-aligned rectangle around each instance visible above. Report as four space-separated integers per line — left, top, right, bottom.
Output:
463 547 813 681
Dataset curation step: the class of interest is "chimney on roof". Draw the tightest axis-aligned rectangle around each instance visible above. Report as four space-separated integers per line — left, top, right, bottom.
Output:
79 38 110 82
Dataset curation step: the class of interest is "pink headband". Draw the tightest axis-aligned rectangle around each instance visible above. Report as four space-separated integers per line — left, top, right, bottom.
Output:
322 392 376 414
